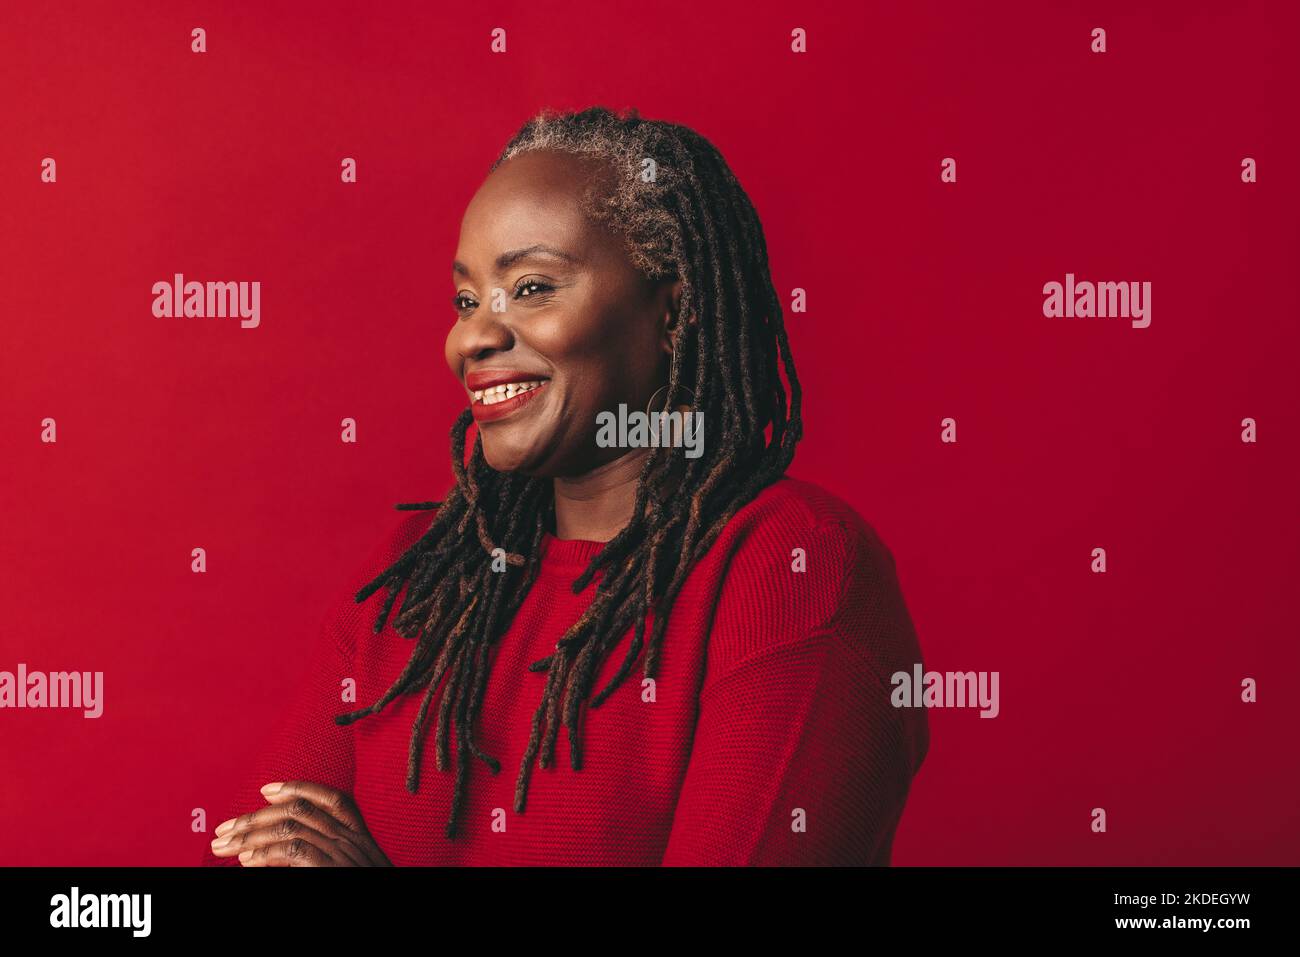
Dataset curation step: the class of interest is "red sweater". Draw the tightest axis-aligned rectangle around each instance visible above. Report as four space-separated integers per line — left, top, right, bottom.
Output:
200 476 929 866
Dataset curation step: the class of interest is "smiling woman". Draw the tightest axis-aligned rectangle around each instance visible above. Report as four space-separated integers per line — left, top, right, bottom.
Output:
202 105 929 867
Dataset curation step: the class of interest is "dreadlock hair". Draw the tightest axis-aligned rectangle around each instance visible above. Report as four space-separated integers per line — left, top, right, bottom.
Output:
333 105 804 839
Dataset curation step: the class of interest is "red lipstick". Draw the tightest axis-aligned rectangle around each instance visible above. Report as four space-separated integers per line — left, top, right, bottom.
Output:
465 369 550 423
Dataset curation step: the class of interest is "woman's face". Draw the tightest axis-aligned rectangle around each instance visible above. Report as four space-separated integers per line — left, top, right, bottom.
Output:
446 149 676 478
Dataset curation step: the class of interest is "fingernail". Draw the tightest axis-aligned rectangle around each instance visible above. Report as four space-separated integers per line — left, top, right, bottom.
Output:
211 836 231 849
260 782 283 796
238 850 253 863
214 819 235 837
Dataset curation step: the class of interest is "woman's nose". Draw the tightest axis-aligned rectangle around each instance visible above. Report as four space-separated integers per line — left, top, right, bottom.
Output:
454 303 513 360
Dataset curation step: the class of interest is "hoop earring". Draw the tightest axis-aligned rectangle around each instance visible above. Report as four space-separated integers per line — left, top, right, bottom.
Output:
645 382 696 417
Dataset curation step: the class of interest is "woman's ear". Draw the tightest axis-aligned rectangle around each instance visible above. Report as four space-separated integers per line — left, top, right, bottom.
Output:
660 278 696 355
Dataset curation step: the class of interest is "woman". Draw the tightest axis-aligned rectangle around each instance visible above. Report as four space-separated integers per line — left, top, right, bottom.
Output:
204 106 929 867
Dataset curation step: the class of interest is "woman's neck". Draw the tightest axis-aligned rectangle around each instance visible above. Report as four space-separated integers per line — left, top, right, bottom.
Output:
552 448 653 542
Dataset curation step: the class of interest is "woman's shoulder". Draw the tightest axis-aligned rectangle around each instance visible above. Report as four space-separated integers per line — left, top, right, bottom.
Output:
718 476 901 581
706 475 914 634
699 475 922 701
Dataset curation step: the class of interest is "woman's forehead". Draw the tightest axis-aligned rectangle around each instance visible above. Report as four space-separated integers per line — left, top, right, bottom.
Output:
457 153 622 268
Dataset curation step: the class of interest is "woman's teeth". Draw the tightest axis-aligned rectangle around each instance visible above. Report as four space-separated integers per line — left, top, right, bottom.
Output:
473 380 546 405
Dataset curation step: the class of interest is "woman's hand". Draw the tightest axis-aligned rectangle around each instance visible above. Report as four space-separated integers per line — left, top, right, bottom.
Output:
209 780 393 866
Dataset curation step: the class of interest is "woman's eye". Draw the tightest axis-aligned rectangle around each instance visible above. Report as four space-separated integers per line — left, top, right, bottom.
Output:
452 293 477 314
514 279 554 299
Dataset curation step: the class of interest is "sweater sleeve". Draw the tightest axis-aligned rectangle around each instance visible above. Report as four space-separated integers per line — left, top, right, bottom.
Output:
198 510 431 866
660 517 930 866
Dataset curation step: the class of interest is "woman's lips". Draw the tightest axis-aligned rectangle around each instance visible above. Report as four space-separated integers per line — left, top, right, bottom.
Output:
470 381 548 423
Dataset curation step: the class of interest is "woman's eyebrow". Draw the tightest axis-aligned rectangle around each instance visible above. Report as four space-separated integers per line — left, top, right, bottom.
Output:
453 244 579 277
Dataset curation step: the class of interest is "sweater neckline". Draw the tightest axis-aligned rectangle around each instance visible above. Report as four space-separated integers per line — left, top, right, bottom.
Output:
539 531 607 567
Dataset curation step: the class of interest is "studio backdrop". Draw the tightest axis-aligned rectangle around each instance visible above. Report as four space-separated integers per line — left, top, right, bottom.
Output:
1 0 1297 865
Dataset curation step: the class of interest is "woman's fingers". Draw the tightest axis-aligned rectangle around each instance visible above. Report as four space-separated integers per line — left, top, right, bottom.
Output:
258 781 389 865
211 803 368 866
260 781 366 833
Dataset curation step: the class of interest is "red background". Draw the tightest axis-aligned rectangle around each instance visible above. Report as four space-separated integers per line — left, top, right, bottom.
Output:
1 0 1297 865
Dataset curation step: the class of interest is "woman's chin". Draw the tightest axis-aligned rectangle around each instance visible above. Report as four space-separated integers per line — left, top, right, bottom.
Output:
480 441 542 476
